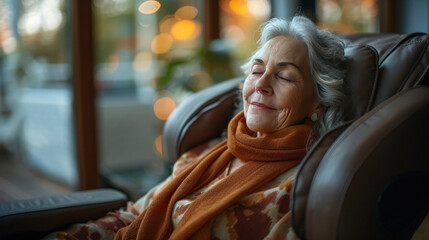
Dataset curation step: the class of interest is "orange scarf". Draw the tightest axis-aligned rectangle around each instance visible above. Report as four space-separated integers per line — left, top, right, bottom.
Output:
115 111 313 240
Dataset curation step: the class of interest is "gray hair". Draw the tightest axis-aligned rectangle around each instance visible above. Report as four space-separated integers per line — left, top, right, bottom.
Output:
241 16 347 138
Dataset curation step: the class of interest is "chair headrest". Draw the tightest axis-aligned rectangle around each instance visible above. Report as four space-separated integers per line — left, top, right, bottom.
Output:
343 33 429 111
342 44 379 121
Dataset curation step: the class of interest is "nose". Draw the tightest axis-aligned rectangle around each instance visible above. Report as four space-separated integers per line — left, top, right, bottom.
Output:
255 73 273 95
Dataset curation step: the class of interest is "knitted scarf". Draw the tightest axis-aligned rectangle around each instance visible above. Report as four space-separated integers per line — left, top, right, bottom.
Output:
114 111 313 240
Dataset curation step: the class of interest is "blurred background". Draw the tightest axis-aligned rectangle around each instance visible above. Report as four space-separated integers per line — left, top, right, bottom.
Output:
0 0 428 202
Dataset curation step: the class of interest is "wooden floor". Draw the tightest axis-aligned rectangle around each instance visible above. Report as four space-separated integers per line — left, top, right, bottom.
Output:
0 150 73 203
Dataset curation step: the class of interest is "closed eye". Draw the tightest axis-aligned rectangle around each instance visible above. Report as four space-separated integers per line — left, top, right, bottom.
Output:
251 64 265 75
277 75 293 82
277 71 295 82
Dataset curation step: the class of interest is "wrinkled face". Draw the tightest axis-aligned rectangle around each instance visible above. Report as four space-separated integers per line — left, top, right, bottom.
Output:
243 36 319 137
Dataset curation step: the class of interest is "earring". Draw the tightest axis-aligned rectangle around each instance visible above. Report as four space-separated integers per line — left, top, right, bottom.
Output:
311 113 318 122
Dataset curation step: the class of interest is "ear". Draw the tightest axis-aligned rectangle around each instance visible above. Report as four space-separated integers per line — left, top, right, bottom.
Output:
309 98 325 119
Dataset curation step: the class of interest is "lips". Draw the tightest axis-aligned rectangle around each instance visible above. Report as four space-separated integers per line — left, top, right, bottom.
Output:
250 102 275 110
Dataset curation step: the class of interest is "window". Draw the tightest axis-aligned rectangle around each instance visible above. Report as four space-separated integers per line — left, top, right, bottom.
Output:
94 0 271 200
1 0 77 187
317 0 379 33
0 0 271 200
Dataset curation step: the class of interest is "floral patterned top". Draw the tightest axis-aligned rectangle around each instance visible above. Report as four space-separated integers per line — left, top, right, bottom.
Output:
44 139 299 240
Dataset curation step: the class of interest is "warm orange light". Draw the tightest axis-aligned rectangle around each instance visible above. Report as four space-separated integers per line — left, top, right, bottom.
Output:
175 6 199 20
247 0 270 19
171 20 201 41
133 51 152 73
154 135 163 156
153 97 176 120
171 20 194 40
151 33 173 54
138 0 161 14
229 0 249 15
362 0 376 8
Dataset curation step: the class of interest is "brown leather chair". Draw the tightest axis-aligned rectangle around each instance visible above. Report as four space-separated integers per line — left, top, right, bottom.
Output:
1 32 428 239
163 32 429 240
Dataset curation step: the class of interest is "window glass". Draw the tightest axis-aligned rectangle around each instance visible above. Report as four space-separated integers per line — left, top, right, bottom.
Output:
220 0 271 71
317 0 379 33
95 0 271 200
0 0 77 187
94 0 206 199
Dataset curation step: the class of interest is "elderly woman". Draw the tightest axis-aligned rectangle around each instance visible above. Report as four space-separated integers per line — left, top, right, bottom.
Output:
47 15 346 240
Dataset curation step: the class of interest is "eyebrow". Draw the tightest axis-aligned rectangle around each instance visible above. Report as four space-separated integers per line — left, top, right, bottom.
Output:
254 58 302 73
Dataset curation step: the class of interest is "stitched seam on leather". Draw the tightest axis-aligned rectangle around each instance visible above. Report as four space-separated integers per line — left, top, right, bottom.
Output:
358 44 380 112
399 39 428 47
379 33 426 65
398 40 429 91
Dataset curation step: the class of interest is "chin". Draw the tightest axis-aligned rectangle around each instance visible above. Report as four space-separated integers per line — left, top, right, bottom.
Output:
246 121 272 133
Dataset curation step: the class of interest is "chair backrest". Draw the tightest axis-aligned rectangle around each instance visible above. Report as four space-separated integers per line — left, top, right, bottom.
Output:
292 32 429 239
162 32 429 239
343 33 429 121
164 32 428 163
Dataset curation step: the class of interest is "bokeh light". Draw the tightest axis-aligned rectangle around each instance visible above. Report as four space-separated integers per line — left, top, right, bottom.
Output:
153 97 176 120
175 6 198 20
318 0 379 33
171 20 201 41
138 0 161 14
229 0 249 15
247 0 271 19
133 51 152 73
151 33 173 54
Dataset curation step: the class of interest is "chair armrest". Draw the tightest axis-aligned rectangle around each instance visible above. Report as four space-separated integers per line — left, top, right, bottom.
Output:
0 188 127 239
163 77 243 163
304 86 429 240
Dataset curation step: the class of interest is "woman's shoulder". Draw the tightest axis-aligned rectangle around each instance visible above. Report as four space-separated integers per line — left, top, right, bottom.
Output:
172 138 223 177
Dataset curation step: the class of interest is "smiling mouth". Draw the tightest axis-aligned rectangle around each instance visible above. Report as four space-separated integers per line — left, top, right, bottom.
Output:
250 102 276 110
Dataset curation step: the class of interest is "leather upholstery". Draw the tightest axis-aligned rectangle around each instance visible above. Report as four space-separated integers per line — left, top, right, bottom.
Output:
342 44 379 121
0 189 127 239
344 33 429 106
163 77 243 163
305 86 429 240
161 32 429 239
292 33 429 239
291 121 352 237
